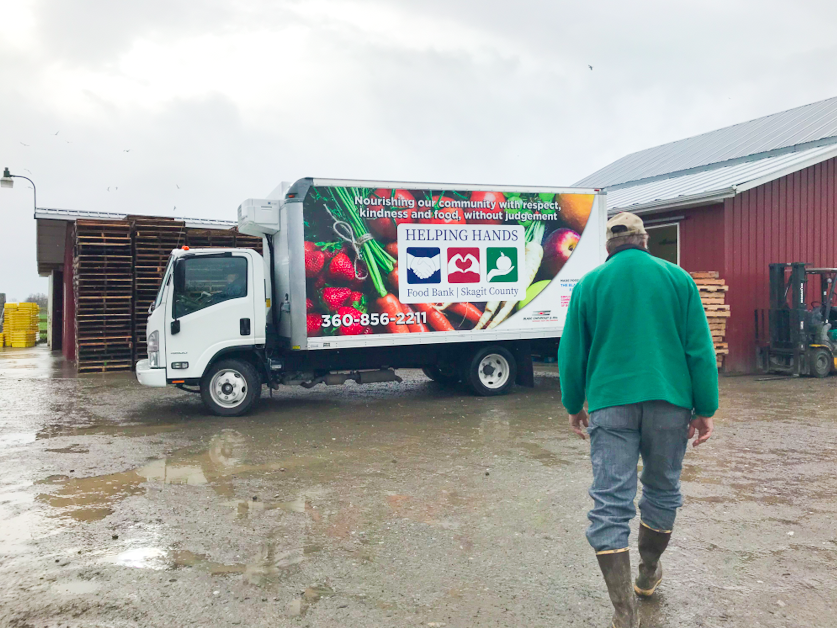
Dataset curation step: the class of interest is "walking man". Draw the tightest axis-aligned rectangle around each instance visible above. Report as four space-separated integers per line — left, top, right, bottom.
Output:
557 212 718 627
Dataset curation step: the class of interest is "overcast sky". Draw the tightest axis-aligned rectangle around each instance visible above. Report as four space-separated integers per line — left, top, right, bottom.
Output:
1 0 835 300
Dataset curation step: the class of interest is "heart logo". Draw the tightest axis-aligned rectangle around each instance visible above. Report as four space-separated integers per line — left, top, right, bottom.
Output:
456 258 471 271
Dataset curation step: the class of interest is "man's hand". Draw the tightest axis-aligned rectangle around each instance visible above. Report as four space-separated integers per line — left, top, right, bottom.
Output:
569 408 589 440
688 416 714 447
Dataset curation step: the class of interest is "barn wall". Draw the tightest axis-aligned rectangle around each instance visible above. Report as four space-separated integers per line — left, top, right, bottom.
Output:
652 205 726 273
723 156 837 372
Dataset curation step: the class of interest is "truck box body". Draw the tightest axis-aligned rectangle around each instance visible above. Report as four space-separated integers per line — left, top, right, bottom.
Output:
241 178 606 351
138 177 606 415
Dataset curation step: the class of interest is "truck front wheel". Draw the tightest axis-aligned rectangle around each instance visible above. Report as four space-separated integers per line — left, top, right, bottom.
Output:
200 358 261 416
463 346 517 396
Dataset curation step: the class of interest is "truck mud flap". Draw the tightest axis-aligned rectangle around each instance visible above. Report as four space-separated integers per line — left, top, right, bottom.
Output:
512 340 535 388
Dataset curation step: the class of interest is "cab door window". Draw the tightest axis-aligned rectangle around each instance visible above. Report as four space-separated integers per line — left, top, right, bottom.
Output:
173 256 248 319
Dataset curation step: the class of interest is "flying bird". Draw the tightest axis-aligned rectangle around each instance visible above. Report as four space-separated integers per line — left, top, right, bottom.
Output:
54 131 60 135
588 65 593 70
173 206 177 211
123 149 131 153
107 187 110 192
20 142 29 146
176 184 180 189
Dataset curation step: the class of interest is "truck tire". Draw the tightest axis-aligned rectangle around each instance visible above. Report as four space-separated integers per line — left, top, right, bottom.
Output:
810 347 832 378
462 345 517 396
200 358 261 416
422 364 460 386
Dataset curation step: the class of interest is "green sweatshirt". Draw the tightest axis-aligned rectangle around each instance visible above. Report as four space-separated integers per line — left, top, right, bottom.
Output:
557 247 719 417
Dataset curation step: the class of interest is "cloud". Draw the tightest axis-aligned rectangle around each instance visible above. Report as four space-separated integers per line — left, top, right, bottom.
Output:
1 0 836 300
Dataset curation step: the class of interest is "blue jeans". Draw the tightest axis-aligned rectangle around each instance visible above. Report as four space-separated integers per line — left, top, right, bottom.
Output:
586 401 692 552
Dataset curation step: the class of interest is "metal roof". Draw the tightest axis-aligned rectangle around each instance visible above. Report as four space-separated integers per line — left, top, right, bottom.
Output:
34 207 237 229
34 208 239 276
607 143 837 215
577 96 837 189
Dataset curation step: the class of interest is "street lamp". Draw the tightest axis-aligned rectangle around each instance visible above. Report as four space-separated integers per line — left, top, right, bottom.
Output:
2 167 37 216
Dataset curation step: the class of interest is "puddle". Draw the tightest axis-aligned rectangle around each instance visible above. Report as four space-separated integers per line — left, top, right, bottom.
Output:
107 542 324 586
36 430 323 522
0 432 37 449
111 547 169 570
45 444 90 454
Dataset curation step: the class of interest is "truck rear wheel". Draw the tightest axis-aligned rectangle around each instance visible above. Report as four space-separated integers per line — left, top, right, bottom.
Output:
200 358 261 416
422 364 460 386
463 346 516 396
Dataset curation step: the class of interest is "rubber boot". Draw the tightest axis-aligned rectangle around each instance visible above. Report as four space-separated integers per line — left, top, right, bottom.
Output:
596 550 640 628
634 523 671 597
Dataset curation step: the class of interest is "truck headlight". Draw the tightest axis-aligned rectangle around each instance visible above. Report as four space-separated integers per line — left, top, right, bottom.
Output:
148 330 160 368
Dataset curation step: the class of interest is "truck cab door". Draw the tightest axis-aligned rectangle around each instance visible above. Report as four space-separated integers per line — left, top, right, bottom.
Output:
165 252 257 381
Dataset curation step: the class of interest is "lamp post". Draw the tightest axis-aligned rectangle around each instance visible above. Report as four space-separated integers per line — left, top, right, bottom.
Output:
2 167 37 216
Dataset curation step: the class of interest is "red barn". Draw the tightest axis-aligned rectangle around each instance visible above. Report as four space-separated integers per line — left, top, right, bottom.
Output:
576 96 837 373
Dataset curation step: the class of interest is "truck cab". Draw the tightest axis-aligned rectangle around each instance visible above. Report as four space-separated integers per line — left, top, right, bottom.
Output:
136 247 267 413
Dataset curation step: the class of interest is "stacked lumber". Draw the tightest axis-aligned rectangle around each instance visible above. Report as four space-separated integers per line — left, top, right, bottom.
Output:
690 271 729 369
130 216 186 361
73 220 134 372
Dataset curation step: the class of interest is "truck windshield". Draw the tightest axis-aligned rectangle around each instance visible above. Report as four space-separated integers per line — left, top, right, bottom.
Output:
152 255 175 312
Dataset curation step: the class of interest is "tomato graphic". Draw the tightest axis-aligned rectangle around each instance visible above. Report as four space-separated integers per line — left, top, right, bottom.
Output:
420 195 466 225
468 191 505 225
367 189 419 241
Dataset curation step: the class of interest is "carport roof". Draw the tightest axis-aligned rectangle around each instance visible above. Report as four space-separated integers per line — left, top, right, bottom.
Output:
35 208 238 276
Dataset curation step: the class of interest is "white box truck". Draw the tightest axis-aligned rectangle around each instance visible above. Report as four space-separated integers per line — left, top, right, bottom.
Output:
136 178 606 415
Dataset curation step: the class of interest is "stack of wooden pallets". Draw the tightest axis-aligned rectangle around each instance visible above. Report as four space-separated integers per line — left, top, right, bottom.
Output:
74 220 134 372
130 216 187 361
690 272 729 368
2 302 39 347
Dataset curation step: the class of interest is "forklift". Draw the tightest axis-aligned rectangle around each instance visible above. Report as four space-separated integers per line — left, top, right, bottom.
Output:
756 263 837 377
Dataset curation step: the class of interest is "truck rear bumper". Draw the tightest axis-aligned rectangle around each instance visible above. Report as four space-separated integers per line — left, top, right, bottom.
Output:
136 359 167 387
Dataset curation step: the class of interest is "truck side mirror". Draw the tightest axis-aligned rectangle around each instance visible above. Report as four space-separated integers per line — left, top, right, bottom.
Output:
173 259 186 293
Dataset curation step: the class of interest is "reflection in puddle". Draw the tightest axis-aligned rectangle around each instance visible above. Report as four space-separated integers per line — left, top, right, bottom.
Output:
0 432 37 449
103 543 323 587
36 429 323 522
112 547 169 570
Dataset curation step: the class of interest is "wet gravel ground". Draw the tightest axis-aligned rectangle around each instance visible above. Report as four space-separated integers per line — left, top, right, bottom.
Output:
1 346 836 627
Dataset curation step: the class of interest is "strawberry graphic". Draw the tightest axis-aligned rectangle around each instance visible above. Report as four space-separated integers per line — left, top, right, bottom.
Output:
307 313 323 336
321 286 351 312
328 252 356 283
347 291 367 312
320 242 345 261
337 306 370 336
305 249 325 278
304 241 319 253
306 298 316 312
350 259 368 289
